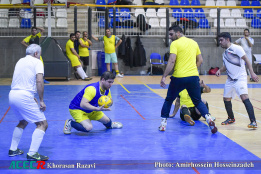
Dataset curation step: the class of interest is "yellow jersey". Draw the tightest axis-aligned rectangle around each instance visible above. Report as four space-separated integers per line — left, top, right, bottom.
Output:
83 86 112 101
66 39 76 58
179 89 194 108
170 37 201 77
23 32 41 45
104 35 115 54
79 38 90 57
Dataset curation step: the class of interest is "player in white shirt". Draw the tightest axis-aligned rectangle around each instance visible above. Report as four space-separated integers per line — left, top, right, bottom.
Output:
216 32 259 128
8 44 49 161
234 29 254 81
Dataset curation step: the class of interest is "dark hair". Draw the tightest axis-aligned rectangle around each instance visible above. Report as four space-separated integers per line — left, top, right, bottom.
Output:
31 27 37 31
83 31 87 35
105 28 110 31
218 32 231 42
100 71 115 81
169 25 183 33
75 31 81 35
70 33 75 38
244 28 250 33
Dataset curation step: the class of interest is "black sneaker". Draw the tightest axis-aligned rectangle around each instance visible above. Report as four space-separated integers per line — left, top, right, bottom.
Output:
221 118 235 125
82 77 92 81
8 149 24 157
27 152 49 161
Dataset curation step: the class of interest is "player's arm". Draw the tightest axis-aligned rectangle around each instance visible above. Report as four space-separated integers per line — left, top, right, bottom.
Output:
87 39 92 46
160 53 176 88
196 54 203 68
79 38 89 48
233 38 240 45
21 40 29 47
242 55 259 82
37 27 45 35
36 73 46 112
215 65 226 77
70 48 80 58
80 97 111 111
200 80 211 93
92 35 99 41
170 97 180 118
115 39 122 49
245 37 253 47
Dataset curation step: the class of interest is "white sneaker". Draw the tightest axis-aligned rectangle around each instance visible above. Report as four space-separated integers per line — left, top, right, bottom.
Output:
111 122 123 129
63 119 72 134
205 114 218 134
116 74 124 78
159 118 167 131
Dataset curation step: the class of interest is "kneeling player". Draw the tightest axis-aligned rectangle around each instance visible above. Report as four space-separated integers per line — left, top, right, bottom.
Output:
63 71 122 134
170 80 215 125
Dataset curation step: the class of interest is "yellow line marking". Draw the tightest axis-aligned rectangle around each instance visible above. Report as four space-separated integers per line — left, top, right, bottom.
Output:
114 79 130 93
131 77 157 93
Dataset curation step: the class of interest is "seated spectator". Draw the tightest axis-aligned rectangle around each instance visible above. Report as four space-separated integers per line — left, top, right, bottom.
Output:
116 0 133 5
143 0 163 12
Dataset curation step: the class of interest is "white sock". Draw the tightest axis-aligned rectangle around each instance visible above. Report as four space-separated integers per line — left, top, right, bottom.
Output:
205 114 211 123
10 127 23 151
77 67 87 79
161 118 167 125
28 129 45 156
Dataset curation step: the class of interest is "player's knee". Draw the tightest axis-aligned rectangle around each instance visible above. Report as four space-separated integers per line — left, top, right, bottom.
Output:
82 124 92 132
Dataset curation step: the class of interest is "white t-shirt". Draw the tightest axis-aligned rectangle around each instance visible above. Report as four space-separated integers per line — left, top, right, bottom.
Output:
235 37 254 53
11 55 44 93
222 44 247 80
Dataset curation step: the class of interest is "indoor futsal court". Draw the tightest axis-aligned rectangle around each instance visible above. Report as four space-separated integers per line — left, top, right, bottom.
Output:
0 75 261 174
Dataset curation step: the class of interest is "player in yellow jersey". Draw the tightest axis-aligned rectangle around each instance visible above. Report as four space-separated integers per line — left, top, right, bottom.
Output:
21 27 49 84
66 33 92 81
159 25 217 133
92 29 124 78
170 80 215 125
79 31 92 74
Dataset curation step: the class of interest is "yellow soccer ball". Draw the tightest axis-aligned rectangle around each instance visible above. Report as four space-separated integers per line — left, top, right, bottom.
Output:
98 96 113 108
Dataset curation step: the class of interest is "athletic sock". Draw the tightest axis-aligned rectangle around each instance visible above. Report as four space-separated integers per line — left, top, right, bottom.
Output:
224 100 235 119
28 129 45 156
10 127 23 151
115 70 119 75
243 99 256 122
103 119 112 128
71 121 89 132
76 67 88 79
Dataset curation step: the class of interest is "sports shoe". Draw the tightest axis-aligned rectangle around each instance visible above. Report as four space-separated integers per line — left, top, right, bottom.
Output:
63 119 72 134
184 114 195 126
44 79 50 84
248 122 258 129
8 148 24 157
82 77 92 81
206 114 218 134
27 152 49 161
116 73 124 78
221 118 235 125
159 118 167 131
250 78 255 82
111 122 123 128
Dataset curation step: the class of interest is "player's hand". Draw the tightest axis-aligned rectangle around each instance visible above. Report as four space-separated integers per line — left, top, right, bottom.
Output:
215 70 221 77
98 105 111 111
160 76 166 88
40 101 46 112
169 113 176 118
251 73 259 82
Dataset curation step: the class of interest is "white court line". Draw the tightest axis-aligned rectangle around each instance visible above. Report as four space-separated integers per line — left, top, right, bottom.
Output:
209 104 261 124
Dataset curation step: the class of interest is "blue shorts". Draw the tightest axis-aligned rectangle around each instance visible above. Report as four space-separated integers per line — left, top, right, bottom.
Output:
105 53 118 63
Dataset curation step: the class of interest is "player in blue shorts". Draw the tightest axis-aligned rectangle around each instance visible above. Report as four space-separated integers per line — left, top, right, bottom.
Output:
63 71 122 134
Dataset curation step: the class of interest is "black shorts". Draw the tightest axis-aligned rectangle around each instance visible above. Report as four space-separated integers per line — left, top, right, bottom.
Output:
180 107 201 121
80 56 89 66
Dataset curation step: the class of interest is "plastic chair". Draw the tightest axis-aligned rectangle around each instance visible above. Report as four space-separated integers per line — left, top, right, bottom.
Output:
252 1 261 6
220 9 230 18
183 8 195 18
21 18 31 28
99 18 106 28
214 18 225 28
236 18 248 28
241 0 250 7
110 18 121 28
109 8 119 18
96 0 106 11
257 9 261 18
215 0 225 6
146 8 157 18
57 18 68 28
180 0 190 6
225 18 236 28
205 1 215 6
195 8 205 18
244 9 254 19
120 8 130 19
251 18 261 28
122 18 133 28
56 9 67 18
0 9 8 18
44 18 55 28
150 53 163 75
172 8 183 18
169 0 179 6
191 0 200 6
107 0 116 5
1 0 11 4
148 18 160 28
230 9 242 18
11 0 21 4
209 9 217 18
0 19 8 28
199 18 210 28
157 8 166 18
134 9 145 17
226 1 236 6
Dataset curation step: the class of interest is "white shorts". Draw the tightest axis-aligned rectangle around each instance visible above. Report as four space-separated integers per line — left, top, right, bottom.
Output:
9 90 46 123
223 77 248 99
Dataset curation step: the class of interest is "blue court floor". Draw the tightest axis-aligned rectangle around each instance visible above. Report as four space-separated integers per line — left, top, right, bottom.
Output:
0 83 261 174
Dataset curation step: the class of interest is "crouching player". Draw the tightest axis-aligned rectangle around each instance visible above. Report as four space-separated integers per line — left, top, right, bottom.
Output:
170 80 215 125
63 71 122 134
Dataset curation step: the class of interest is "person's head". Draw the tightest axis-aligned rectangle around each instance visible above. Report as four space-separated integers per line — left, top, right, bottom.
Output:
83 31 88 38
100 71 115 90
70 33 76 41
105 29 111 37
31 27 37 36
169 25 183 41
244 29 250 37
75 31 81 39
218 32 232 49
26 44 41 59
